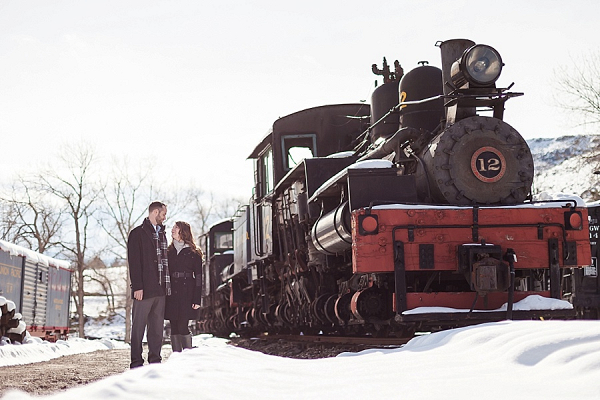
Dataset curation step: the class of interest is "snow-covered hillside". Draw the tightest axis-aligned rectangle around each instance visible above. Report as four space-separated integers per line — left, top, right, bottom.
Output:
530 135 600 200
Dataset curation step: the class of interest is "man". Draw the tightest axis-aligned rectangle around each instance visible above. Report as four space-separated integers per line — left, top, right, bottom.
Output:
127 201 170 368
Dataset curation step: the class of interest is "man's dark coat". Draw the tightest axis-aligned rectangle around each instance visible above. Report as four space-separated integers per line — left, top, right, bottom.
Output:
127 218 166 299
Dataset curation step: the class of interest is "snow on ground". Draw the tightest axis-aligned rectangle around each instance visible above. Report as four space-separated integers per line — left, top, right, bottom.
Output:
0 336 128 367
82 296 127 341
1 320 600 400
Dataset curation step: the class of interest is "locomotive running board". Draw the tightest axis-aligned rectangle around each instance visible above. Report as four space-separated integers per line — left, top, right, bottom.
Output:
397 309 577 326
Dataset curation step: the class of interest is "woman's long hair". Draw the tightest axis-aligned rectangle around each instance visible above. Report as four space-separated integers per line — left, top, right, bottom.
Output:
169 221 203 257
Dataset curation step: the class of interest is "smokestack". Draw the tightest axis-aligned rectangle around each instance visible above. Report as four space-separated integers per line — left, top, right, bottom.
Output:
436 39 476 125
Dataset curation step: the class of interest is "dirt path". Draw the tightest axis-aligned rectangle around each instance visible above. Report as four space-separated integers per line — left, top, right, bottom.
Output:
0 346 172 398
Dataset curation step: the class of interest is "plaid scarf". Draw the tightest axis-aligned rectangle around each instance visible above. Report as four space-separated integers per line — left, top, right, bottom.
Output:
154 226 171 296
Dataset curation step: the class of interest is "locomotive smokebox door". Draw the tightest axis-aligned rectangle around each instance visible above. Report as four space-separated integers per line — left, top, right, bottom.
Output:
417 115 533 205
471 146 507 183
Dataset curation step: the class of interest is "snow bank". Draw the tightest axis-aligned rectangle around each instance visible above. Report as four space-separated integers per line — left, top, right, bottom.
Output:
2 321 599 400
403 294 572 315
0 337 128 367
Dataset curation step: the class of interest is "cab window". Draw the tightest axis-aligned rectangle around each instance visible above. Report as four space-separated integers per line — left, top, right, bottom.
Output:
257 146 273 197
281 134 316 170
214 231 233 250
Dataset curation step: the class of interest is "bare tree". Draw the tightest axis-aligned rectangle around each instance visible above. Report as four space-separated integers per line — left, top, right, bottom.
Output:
0 180 65 254
98 158 157 258
555 51 600 191
555 51 600 128
33 142 100 338
185 188 244 235
0 199 24 244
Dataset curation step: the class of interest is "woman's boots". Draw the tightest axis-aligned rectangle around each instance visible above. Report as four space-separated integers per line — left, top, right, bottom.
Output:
171 334 183 352
181 334 192 350
170 334 192 353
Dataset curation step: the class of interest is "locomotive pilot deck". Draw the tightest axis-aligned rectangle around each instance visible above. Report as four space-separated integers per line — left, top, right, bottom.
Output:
352 200 591 318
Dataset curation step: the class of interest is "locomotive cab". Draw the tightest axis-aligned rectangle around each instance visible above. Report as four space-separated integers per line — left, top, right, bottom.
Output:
195 219 234 335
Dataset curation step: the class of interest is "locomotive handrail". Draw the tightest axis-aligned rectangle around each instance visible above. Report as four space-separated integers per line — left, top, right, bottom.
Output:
355 94 445 147
363 198 580 213
354 89 524 154
251 197 265 258
443 91 524 109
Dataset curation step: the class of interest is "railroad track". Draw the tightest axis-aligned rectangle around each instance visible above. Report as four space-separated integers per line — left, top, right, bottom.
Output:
228 333 414 359
255 334 412 347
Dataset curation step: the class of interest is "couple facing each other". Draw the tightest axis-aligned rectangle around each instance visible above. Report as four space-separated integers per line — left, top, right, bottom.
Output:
127 201 203 369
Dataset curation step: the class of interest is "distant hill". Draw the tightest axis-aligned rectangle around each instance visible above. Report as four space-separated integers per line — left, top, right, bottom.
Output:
529 135 600 202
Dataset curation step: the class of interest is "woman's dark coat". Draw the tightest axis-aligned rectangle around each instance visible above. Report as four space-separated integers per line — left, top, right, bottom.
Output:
164 246 203 321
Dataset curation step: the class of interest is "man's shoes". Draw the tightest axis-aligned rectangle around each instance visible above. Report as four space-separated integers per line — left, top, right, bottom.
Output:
130 361 144 369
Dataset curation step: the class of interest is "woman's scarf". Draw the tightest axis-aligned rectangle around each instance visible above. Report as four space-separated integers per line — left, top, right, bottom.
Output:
173 239 189 254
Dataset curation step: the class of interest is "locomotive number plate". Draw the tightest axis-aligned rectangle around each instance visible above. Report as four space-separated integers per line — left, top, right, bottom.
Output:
471 146 506 183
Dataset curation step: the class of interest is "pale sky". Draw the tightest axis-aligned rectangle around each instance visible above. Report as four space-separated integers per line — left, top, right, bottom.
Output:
1 0 599 199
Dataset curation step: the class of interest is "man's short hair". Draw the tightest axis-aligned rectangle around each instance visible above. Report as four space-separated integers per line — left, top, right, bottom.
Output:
148 201 166 214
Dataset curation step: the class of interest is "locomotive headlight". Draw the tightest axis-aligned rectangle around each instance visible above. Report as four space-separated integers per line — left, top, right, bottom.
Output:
450 44 503 88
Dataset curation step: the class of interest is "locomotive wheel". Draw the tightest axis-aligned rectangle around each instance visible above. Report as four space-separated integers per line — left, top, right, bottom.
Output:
267 304 279 326
213 318 224 332
334 292 354 325
254 307 267 327
245 308 255 327
275 302 293 327
252 307 268 330
419 115 533 205
228 314 238 331
323 294 339 325
312 294 334 325
351 288 388 321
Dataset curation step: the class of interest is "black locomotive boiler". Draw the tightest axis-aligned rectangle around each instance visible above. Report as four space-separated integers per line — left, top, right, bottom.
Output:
195 39 592 338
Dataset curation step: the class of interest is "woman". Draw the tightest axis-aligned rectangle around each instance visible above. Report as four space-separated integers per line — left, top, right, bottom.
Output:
165 221 203 352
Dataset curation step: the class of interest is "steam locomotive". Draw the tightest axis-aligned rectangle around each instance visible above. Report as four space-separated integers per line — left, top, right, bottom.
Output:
196 39 593 337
